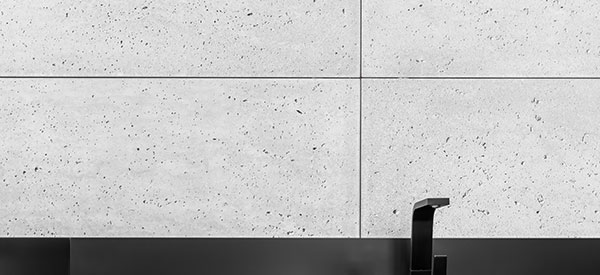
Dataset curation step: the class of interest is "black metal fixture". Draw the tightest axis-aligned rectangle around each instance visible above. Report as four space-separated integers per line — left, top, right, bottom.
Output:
410 198 450 275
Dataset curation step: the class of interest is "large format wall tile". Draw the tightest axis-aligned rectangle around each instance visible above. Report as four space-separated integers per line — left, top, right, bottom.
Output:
0 0 359 76
363 79 600 237
363 0 600 76
0 79 359 237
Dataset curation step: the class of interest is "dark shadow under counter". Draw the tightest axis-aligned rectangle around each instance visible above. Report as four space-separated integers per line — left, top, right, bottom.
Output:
0 238 69 275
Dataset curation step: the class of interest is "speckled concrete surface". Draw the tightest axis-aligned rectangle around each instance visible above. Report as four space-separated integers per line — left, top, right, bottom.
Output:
0 79 359 237
0 0 359 76
363 0 600 76
363 79 600 237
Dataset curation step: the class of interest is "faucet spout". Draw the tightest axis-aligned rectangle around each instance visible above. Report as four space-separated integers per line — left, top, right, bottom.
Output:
410 198 449 275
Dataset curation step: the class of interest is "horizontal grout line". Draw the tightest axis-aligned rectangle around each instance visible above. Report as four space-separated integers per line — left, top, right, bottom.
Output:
0 76 360 80
369 76 600 80
2 76 600 80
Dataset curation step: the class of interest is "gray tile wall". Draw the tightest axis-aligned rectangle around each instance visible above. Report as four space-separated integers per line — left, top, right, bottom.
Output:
0 0 359 77
0 79 359 237
363 80 600 237
1 0 599 237
363 0 600 77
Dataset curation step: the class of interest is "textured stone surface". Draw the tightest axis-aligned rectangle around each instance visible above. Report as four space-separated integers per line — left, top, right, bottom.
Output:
363 0 600 76
0 79 359 237
363 79 600 237
0 0 358 76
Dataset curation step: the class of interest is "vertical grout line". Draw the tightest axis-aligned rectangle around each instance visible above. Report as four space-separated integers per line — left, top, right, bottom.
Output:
359 0 363 79
357 79 362 239
358 0 363 239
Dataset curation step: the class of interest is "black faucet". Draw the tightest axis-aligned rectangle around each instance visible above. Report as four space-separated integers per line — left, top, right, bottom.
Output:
410 198 449 275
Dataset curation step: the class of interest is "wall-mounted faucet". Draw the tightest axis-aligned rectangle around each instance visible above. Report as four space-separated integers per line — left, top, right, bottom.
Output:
410 198 449 275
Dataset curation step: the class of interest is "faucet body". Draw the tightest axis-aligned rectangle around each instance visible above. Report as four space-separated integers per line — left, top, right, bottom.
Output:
410 198 449 275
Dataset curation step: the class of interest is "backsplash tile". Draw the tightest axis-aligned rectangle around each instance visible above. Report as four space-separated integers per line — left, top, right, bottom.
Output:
0 79 359 237
363 0 600 76
3 0 600 239
363 79 600 237
0 0 359 76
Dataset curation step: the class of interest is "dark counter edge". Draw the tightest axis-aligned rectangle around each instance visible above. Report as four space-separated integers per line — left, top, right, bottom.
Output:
0 238 70 275
2 238 600 275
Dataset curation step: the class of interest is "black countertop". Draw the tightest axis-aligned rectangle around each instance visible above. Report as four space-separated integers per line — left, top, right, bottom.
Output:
2 238 599 275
